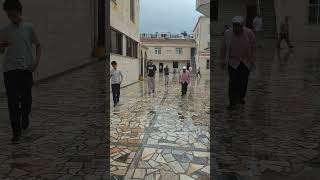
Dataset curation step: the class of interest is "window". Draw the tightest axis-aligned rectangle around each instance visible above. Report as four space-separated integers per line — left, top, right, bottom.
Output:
212 0 219 21
309 0 320 24
155 48 161 54
206 59 210 69
126 37 138 58
130 0 135 22
173 61 179 68
176 48 183 55
111 29 122 55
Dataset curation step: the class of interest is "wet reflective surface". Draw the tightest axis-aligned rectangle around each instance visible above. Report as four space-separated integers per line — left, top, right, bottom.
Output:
110 74 210 180
212 41 320 180
0 61 107 180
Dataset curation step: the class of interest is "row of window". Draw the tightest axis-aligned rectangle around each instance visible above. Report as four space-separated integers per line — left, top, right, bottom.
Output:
154 48 183 55
111 28 138 58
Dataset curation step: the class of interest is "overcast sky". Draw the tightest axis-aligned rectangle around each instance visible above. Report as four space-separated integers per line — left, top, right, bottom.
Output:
140 0 202 34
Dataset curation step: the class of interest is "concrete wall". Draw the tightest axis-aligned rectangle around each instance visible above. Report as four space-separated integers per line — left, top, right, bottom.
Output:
110 0 140 87
0 0 96 92
274 0 320 41
194 16 210 74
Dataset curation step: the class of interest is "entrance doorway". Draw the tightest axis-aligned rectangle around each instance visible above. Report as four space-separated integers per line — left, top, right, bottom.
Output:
159 63 164 73
246 5 257 30
187 63 190 70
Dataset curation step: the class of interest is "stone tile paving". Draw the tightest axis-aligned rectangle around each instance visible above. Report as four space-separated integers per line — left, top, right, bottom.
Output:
212 41 320 180
110 74 210 180
0 61 107 180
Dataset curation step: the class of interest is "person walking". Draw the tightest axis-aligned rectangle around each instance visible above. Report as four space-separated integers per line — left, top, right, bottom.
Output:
179 66 191 96
0 0 42 142
220 16 256 110
110 61 123 107
277 16 294 49
197 66 201 78
253 13 263 48
164 65 169 86
146 60 157 94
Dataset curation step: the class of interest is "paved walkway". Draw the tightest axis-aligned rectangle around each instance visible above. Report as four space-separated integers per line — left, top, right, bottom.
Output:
0 61 107 180
212 42 320 180
110 74 210 180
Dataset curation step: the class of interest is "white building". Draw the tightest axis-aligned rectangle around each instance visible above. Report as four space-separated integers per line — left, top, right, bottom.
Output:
110 0 142 87
141 38 196 73
193 16 210 74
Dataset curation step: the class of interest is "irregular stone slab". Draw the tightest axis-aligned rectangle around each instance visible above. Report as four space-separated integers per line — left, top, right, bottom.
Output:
141 148 156 161
187 163 204 175
133 169 146 179
180 174 195 180
168 161 185 173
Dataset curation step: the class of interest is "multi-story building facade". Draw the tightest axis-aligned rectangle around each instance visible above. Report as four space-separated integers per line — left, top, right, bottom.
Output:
211 0 320 41
141 32 194 39
141 38 196 73
110 0 141 87
193 16 210 74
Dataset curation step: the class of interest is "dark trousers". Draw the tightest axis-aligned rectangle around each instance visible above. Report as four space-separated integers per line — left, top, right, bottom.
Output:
4 70 33 136
228 63 249 105
111 84 120 104
278 33 292 47
181 82 188 95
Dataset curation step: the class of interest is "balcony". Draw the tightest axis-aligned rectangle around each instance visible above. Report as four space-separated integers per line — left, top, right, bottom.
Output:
196 0 210 17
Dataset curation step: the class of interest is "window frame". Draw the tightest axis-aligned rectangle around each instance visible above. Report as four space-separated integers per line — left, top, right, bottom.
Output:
111 28 122 55
309 0 320 24
155 47 162 55
206 59 210 69
126 36 138 58
176 48 183 55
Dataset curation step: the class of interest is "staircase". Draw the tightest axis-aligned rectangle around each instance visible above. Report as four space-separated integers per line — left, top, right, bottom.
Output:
261 0 277 39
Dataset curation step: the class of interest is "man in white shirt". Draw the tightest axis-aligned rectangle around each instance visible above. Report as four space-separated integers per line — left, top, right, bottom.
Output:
253 14 263 48
110 61 123 107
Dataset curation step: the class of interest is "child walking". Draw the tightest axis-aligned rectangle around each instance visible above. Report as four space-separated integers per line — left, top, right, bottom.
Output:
110 61 123 107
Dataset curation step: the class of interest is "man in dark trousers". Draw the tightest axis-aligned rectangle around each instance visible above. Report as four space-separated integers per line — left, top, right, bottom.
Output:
220 16 256 110
146 60 157 94
164 65 169 86
0 0 42 142
277 16 294 49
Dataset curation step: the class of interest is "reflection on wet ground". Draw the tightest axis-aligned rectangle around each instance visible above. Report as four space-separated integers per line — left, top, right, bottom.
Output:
212 41 320 180
0 61 107 180
110 73 210 180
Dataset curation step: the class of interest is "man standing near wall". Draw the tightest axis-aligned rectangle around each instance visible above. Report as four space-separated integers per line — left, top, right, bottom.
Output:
146 60 157 94
253 13 263 48
220 16 256 110
277 16 294 49
0 0 42 142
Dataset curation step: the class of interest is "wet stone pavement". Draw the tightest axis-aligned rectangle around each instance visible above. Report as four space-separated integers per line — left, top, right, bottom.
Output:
110 74 210 180
212 41 320 180
0 61 107 180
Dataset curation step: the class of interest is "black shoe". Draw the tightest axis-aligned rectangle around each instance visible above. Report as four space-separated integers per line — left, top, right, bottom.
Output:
22 117 30 130
240 99 246 105
11 135 20 143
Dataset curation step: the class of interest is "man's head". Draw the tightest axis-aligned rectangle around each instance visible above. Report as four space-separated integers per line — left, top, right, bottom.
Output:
232 16 244 34
111 61 117 69
3 0 23 24
166 65 168 68
149 60 153 65
182 66 187 72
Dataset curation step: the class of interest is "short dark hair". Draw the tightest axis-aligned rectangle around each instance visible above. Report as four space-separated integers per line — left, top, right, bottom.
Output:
111 61 117 65
3 0 22 12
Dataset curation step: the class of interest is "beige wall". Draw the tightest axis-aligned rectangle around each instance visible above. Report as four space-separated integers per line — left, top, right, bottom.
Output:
194 16 210 74
0 0 96 92
110 0 141 87
274 0 320 41
143 44 194 62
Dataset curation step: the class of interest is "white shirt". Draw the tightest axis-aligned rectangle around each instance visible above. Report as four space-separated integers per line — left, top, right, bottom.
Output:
110 69 122 84
253 17 263 32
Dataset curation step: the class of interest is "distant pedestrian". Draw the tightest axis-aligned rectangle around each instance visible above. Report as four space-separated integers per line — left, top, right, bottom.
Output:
253 14 263 48
146 60 157 94
110 61 123 107
179 66 191 96
197 66 201 78
220 16 256 110
277 16 293 49
0 0 42 142
164 65 169 86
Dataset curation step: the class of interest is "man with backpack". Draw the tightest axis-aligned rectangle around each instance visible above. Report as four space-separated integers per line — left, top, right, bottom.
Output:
220 16 256 110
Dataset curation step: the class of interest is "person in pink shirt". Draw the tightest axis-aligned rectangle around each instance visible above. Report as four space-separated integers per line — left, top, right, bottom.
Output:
220 16 256 110
179 66 191 96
